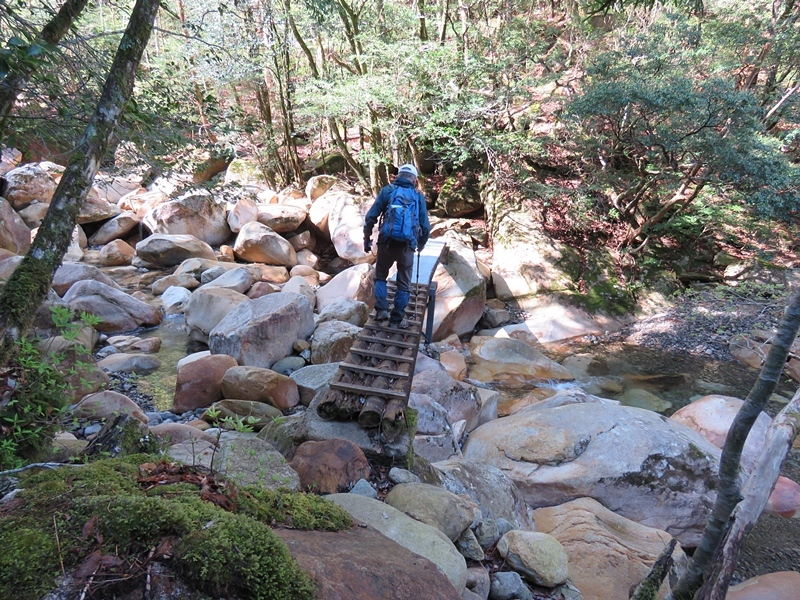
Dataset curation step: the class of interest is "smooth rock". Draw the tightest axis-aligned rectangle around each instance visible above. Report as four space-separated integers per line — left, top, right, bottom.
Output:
221 365 300 410
311 320 361 364
216 435 300 490
289 438 370 494
316 263 375 311
290 362 340 406
173 354 239 413
135 233 216 267
97 353 162 375
184 287 250 344
468 336 574 385
233 220 297 266
71 390 147 424
384 483 476 542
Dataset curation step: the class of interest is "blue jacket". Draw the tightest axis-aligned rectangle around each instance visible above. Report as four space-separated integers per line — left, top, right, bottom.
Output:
363 178 431 249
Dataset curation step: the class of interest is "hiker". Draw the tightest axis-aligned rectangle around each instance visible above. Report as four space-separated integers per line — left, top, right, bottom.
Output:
363 164 431 329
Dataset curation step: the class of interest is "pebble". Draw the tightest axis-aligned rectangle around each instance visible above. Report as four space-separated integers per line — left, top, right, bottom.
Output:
350 479 378 499
388 467 420 484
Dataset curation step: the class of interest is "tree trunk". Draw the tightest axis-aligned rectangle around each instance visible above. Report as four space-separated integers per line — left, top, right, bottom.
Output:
0 0 159 365
0 0 90 139
669 290 800 599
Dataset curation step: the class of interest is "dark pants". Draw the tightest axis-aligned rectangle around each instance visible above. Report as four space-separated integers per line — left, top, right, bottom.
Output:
374 240 414 323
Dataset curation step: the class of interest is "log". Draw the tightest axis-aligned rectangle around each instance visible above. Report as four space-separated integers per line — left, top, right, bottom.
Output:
381 397 407 443
358 395 387 428
697 388 800 600
317 389 344 420
336 393 363 420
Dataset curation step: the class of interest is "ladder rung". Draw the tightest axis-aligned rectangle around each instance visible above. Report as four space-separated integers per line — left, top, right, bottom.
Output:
358 334 418 348
340 363 410 378
329 381 407 399
350 348 414 363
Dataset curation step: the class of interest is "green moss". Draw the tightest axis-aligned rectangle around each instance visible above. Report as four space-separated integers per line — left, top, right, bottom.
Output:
1 457 352 599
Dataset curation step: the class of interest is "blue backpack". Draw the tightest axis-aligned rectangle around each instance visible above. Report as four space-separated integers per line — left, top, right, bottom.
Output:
380 185 420 247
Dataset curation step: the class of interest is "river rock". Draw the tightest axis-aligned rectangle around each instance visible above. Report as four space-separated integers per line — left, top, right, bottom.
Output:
256 204 307 233
534 497 686 599
221 365 300 410
328 192 376 264
317 297 370 326
118 189 168 217
209 292 314 368
150 422 219 446
97 353 162 375
496 530 569 587
316 263 375 311
0 197 31 254
275 525 463 600
410 369 481 431
468 336 574 385
305 174 343 202
202 399 282 431
490 571 533 600
384 483 477 542
227 195 259 233
17 201 48 229
160 286 192 314
764 476 800 518
88 211 140 245
439 349 467 380
78 188 120 224
432 458 536 529
288 438 370 493
311 320 361 364
461 402 723 546
62 280 162 332
2 163 56 209
51 263 122 296
99 239 135 266
0 146 21 176
727 571 800 600
282 275 316 309
288 230 316 251
151 272 199 295
307 188 339 239
617 387 672 413
135 233 216 267
247 281 279 298
233 221 297 266
215 435 300 490
142 188 231 246
410 393 452 436
326 492 467 594
71 390 147 424
290 362 340 406
669 394 772 473
196 266 255 294
184 287 250 343
173 354 239 413
431 237 486 340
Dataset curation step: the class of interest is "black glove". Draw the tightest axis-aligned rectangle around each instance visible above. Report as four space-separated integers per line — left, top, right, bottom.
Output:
364 239 373 253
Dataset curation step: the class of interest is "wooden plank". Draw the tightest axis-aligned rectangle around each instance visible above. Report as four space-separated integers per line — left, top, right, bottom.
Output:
329 381 407 399
361 327 421 340
340 363 411 378
350 348 415 363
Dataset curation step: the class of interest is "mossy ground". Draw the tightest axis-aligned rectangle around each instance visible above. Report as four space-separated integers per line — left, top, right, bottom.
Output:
0 455 352 599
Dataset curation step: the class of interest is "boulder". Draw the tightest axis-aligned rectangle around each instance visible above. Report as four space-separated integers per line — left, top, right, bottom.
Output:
227 195 259 233
71 390 147 424
215 435 300 490
727 571 800 600
62 280 161 332
96 353 162 375
88 211 140 246
764 476 800 518
173 354 239 414
184 287 250 344
316 263 375 311
311 320 361 364
288 438 370 493
160 286 193 314
534 497 686 600
439 349 467 381
290 363 340 406
195 266 255 294
307 190 339 239
119 189 168 217
52 263 122 296
438 173 483 217
256 204 307 233
142 188 231 246
430 237 486 340
0 197 31 254
327 493 467 594
135 233 216 267
670 394 772 473
0 147 22 176
296 248 320 269
326 191 375 263
99 239 135 266
305 175 342 202
410 370 481 432
17 201 48 229
221 365 300 410
462 402 723 546
432 458 536 529
282 275 316 309
275 525 463 600
2 163 56 209
105 335 161 354
384 483 476 542
151 272 200 295
209 292 314 368
233 221 297 266
288 230 316 251
468 336 574 385
150 422 219 446
496 530 570 588
202 399 282 431
78 188 120 224
316 297 370 327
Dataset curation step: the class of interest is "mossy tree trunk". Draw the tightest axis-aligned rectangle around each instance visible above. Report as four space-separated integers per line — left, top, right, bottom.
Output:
0 0 160 366
0 0 90 139
669 291 800 599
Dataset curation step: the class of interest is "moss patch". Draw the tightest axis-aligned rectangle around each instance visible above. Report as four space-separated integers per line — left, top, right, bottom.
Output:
0 456 352 599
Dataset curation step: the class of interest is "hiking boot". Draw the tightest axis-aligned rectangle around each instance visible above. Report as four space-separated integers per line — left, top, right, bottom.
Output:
375 309 390 321
389 318 409 329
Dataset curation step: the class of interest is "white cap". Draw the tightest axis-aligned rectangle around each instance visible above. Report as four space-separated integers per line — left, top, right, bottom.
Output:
397 164 418 178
